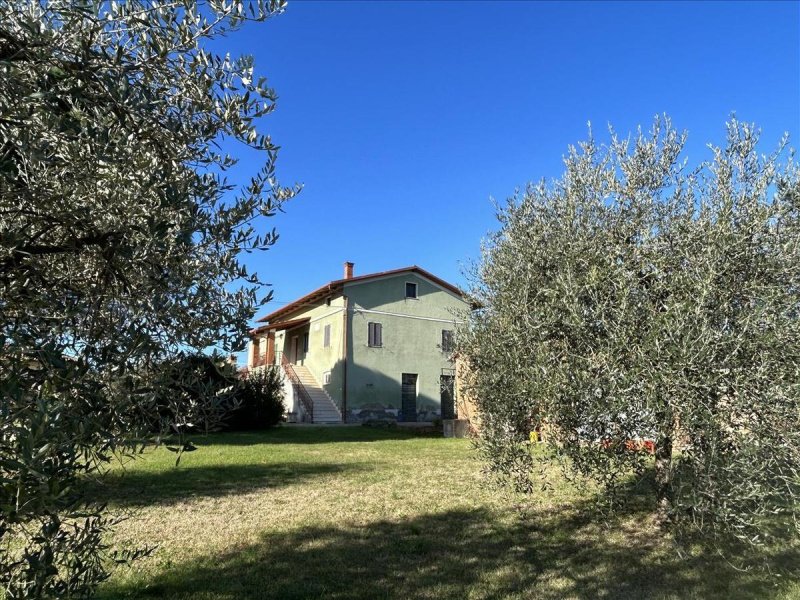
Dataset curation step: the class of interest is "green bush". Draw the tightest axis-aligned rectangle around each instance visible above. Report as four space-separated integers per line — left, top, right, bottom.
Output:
223 367 286 431
150 353 240 436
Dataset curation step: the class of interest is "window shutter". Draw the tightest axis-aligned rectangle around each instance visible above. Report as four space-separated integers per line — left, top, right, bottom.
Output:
324 324 331 348
368 322 382 347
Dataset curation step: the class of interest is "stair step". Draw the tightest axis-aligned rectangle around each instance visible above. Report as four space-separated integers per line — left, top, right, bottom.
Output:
285 364 342 424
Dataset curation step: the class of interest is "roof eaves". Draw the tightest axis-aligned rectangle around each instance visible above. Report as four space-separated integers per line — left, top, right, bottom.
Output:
256 282 343 323
254 265 468 324
334 265 466 298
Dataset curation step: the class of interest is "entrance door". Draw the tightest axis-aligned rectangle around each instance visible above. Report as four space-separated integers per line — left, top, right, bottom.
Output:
401 373 418 422
291 336 299 364
440 375 455 420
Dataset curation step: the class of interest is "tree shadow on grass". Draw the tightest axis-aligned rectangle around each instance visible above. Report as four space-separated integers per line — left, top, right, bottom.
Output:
187 426 438 447
100 497 800 600
87 461 371 508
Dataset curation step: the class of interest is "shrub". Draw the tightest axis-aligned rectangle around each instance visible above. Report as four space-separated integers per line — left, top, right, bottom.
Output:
223 367 286 431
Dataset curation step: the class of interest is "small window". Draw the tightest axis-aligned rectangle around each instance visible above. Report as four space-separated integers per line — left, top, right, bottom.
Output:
441 330 454 354
324 371 331 384
405 282 418 299
368 322 383 347
323 324 331 348
302 332 309 353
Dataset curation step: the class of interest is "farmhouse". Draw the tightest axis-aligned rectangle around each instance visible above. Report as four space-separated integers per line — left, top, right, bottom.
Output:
247 263 471 424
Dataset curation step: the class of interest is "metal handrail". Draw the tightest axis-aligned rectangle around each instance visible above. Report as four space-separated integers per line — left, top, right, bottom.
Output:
279 352 314 422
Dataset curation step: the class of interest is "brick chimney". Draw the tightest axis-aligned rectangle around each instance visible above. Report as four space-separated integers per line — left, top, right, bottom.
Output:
343 261 354 279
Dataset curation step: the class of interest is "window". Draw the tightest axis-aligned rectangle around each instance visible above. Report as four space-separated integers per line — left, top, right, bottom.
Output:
302 332 309 353
441 329 454 354
324 371 331 384
368 322 383 347
323 324 331 348
405 282 418 299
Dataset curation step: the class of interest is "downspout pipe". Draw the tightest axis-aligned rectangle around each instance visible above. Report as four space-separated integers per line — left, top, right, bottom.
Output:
341 294 348 423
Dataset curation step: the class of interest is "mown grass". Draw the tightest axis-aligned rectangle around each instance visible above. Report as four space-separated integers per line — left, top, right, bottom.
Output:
95 426 799 599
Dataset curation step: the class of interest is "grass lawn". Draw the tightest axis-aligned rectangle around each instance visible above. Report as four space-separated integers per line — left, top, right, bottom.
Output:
95 426 799 600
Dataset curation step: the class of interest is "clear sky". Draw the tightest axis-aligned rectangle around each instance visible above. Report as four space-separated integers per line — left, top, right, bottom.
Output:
214 1 800 355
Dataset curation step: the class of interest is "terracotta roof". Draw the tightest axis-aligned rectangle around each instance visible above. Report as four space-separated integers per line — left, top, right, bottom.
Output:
255 265 465 324
249 316 310 335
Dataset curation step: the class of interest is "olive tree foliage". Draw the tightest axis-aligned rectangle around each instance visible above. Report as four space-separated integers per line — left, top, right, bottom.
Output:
458 117 800 555
0 1 297 597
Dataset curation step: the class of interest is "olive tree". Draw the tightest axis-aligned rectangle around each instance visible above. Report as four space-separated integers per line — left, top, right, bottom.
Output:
0 1 297 597
459 117 800 555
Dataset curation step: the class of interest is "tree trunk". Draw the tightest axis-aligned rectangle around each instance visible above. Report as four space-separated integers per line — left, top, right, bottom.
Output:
654 430 673 525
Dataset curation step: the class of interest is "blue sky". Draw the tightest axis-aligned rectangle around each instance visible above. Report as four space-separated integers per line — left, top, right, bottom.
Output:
214 1 799 354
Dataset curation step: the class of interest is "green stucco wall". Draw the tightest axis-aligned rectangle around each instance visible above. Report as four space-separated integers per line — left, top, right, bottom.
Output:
252 270 470 422
343 272 468 422
270 296 346 410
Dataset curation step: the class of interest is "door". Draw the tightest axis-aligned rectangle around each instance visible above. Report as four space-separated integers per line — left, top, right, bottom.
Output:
401 373 418 422
440 375 455 420
291 336 299 364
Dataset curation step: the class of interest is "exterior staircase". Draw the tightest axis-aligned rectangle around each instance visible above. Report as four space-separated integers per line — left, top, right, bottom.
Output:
287 364 342 424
